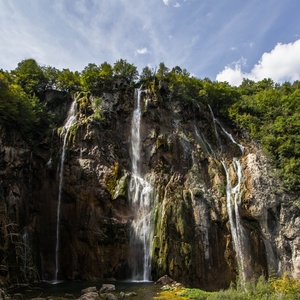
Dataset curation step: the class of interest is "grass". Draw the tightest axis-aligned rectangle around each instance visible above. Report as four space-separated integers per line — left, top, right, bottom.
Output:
153 274 300 300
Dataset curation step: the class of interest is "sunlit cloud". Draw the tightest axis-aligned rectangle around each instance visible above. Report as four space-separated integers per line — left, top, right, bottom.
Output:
216 39 300 86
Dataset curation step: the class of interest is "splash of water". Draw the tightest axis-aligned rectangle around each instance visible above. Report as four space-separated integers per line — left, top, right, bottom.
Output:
55 100 77 281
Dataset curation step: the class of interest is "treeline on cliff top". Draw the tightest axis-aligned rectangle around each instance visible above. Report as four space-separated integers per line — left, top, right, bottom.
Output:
0 58 299 191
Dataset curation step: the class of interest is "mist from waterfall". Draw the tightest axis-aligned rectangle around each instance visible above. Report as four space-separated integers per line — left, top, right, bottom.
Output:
55 100 77 282
129 89 153 281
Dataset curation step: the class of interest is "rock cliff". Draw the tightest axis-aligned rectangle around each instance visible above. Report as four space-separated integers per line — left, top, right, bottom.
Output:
0 86 299 290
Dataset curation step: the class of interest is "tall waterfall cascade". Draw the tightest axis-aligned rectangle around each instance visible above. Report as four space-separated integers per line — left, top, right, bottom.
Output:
208 106 252 282
222 159 250 282
55 100 77 282
129 89 153 281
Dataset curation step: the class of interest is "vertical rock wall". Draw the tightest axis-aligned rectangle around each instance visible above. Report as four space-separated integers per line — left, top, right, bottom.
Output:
0 88 299 290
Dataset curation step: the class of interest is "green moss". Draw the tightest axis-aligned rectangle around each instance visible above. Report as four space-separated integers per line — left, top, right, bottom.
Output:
104 163 128 199
104 163 119 196
67 122 80 146
216 183 225 196
93 96 104 121
113 173 128 199
76 91 91 111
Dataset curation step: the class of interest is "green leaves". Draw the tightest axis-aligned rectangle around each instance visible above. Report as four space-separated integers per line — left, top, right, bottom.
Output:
12 58 47 94
228 80 300 191
0 72 40 132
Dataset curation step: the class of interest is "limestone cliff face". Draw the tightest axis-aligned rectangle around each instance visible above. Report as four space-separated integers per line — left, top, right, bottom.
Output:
0 87 299 290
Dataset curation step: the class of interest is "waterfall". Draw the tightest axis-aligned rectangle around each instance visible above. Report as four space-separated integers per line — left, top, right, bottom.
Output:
207 105 251 282
217 121 245 154
55 100 77 282
194 126 215 158
208 104 222 153
129 89 153 281
222 159 249 282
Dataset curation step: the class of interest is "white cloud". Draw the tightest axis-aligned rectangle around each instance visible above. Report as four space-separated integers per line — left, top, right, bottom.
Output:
216 39 300 86
135 47 150 55
216 58 246 86
163 0 182 7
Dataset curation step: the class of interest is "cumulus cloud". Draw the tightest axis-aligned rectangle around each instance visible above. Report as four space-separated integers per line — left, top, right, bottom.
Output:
216 39 300 86
163 0 170 5
216 64 244 87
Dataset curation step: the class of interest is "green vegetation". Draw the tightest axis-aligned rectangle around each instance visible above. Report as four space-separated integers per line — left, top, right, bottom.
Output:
0 70 47 138
155 274 300 299
1 58 299 191
229 79 300 191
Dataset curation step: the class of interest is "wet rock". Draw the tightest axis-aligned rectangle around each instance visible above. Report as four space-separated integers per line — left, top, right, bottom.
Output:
156 275 174 285
124 292 137 297
78 291 99 300
12 294 22 300
0 289 10 300
101 294 117 300
81 287 97 294
99 284 115 293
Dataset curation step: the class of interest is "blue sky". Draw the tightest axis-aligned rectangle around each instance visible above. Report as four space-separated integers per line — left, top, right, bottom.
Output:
0 0 299 85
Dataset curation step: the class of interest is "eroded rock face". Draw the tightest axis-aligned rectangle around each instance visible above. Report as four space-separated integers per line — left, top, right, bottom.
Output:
0 88 299 290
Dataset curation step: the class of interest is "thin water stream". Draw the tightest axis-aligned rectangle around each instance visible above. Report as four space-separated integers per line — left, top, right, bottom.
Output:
55 101 77 281
207 105 250 282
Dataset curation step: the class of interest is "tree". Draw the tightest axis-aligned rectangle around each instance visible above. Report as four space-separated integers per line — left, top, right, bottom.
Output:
0 72 40 132
140 66 154 83
99 62 113 91
81 63 101 94
156 62 169 81
12 59 47 94
113 59 138 84
42 66 60 90
57 69 81 92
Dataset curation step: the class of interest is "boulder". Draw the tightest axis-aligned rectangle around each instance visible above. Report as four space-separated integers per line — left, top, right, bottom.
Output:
156 275 174 285
78 291 99 300
81 287 97 294
99 284 115 293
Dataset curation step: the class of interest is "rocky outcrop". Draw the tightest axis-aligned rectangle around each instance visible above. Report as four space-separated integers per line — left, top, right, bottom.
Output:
0 87 299 291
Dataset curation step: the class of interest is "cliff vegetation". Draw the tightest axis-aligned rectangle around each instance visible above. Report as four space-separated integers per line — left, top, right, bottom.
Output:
1 59 299 192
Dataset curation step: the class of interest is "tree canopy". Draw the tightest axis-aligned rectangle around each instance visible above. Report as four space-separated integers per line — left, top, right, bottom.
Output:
1 58 299 191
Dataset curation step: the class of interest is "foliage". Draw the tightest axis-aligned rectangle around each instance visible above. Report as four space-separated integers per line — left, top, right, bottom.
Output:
113 58 138 84
140 66 155 86
93 96 104 121
57 68 81 92
154 275 300 299
228 82 300 191
12 58 47 94
42 65 60 90
0 71 41 133
81 62 113 95
2 59 300 191
156 62 170 81
81 63 101 94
